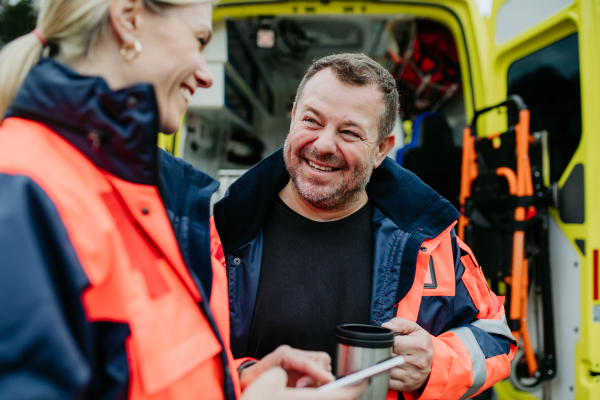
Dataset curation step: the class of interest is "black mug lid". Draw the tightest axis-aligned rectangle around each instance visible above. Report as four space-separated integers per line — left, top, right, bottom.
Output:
335 324 394 349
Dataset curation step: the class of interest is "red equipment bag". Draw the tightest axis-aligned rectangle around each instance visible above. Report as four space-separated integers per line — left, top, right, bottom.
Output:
389 20 462 118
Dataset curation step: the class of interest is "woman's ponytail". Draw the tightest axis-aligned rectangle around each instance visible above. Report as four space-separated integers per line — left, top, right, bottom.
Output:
0 0 111 121
0 33 45 120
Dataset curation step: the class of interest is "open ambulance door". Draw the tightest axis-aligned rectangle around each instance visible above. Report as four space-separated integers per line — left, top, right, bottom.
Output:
481 0 600 399
184 0 488 198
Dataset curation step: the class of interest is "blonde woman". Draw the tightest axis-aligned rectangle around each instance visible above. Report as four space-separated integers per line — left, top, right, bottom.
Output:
0 1 365 399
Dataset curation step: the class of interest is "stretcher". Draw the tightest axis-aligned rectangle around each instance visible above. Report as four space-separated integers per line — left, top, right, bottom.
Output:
458 96 556 391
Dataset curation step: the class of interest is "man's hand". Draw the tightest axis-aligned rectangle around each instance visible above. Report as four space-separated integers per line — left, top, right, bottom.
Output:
381 318 433 393
242 367 367 400
239 345 334 390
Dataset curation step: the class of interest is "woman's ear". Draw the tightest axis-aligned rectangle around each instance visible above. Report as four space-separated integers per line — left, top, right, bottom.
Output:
109 0 145 44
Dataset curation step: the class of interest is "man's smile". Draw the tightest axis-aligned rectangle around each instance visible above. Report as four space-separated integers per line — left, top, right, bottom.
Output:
303 156 344 175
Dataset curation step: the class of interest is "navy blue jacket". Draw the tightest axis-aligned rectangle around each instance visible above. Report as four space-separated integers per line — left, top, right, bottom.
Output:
213 148 460 356
0 58 229 399
212 149 517 399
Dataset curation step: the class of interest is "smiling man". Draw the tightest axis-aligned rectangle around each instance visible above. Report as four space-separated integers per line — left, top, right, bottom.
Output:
211 53 516 400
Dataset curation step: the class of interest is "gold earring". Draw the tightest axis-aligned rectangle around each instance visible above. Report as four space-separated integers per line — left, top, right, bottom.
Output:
120 40 142 62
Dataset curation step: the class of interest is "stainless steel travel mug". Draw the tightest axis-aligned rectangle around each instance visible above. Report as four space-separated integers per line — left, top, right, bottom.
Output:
335 324 395 400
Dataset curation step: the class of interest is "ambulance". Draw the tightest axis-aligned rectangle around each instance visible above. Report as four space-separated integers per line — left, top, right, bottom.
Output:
159 0 600 398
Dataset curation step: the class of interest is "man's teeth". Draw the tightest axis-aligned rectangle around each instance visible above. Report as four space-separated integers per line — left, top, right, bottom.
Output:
180 87 192 103
308 160 333 171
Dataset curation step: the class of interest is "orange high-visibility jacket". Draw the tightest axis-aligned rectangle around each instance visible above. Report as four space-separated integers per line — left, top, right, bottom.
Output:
0 59 246 399
210 149 518 400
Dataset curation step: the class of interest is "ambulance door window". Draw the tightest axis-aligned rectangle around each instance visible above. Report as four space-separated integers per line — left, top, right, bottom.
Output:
495 0 574 45
507 33 581 184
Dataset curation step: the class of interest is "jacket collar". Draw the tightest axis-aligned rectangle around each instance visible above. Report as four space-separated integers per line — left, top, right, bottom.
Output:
214 148 460 252
6 58 161 186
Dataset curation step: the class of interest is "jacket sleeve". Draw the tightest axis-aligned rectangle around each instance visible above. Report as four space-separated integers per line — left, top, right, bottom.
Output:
407 229 517 400
0 174 92 400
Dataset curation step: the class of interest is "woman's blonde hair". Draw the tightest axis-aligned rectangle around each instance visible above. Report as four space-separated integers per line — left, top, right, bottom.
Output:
0 0 209 119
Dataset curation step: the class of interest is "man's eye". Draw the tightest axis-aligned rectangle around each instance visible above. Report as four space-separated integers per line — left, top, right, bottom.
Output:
303 117 319 126
198 38 207 48
342 130 359 138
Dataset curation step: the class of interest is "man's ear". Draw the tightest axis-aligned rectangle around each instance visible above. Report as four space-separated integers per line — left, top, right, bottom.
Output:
109 0 145 44
289 103 296 130
373 133 396 169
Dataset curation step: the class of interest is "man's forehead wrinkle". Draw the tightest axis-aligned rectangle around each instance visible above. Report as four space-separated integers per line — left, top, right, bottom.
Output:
301 102 367 131
297 69 383 135
300 87 375 115
302 105 324 118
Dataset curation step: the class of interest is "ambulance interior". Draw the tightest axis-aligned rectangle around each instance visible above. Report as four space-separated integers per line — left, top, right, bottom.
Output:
179 11 585 398
182 15 466 205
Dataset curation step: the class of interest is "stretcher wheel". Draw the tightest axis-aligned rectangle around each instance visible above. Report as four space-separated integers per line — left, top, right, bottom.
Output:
509 350 544 392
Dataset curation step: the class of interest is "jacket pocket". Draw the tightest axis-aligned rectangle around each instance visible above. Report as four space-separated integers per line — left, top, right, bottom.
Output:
129 260 222 395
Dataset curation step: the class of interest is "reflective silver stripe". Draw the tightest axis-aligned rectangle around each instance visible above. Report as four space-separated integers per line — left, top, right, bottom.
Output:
451 327 487 400
472 315 516 342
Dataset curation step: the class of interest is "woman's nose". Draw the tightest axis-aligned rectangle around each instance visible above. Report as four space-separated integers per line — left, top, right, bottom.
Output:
195 62 213 89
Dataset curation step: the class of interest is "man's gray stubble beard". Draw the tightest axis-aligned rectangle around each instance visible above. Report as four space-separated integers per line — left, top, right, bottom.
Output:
283 138 375 211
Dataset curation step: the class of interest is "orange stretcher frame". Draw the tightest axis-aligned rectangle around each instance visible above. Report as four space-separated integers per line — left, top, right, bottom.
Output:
458 97 538 377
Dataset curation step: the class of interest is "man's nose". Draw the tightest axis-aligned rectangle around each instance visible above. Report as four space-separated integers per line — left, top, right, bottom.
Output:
312 128 337 155
195 59 213 89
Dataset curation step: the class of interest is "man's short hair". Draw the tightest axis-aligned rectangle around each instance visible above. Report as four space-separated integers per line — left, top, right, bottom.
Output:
294 53 399 141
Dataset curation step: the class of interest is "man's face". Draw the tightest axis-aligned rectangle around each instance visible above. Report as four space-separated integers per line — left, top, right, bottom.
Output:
284 68 386 210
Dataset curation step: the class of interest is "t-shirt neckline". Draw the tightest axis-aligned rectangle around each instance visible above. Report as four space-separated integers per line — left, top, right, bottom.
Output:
274 195 372 228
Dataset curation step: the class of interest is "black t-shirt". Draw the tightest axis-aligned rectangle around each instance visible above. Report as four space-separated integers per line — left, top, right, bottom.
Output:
247 196 374 363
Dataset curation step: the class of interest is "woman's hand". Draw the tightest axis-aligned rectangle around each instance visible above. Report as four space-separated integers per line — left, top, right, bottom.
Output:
241 367 367 400
239 345 334 390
